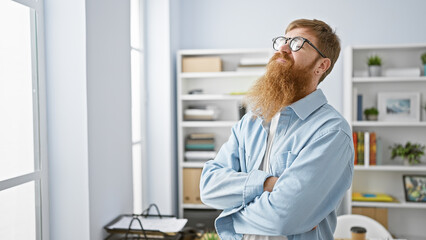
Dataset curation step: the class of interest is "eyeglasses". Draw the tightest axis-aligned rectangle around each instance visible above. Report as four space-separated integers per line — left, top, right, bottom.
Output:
272 36 327 58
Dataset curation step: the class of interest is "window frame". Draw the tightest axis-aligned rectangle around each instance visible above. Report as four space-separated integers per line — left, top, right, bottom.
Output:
0 0 49 239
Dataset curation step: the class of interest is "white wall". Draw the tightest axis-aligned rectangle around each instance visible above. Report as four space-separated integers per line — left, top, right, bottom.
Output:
44 0 90 238
144 0 177 215
45 0 133 239
85 0 133 239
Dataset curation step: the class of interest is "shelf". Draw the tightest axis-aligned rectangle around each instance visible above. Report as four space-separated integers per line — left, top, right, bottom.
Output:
180 71 264 79
182 161 206 168
352 196 426 209
181 121 236 127
183 203 214 210
353 76 426 83
181 94 244 101
352 121 426 127
345 45 426 238
354 165 426 172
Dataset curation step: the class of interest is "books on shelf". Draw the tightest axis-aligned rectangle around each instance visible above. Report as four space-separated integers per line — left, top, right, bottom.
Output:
184 133 216 161
184 105 220 121
352 192 396 202
353 131 379 166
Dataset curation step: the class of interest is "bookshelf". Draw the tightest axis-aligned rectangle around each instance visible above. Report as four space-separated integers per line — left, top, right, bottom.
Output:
344 44 426 239
176 49 272 226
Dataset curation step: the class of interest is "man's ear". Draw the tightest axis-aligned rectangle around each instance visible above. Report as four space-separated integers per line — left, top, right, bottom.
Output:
317 58 331 75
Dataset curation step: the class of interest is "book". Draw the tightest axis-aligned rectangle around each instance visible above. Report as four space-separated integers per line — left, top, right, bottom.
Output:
352 192 395 202
364 132 370 167
357 132 364 165
376 137 382 165
369 132 377 165
357 94 363 121
188 133 215 139
186 139 215 145
184 151 216 161
184 106 220 121
185 144 215 151
352 132 358 165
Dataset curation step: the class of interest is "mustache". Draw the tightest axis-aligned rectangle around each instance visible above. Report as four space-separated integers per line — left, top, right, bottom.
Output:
270 51 293 63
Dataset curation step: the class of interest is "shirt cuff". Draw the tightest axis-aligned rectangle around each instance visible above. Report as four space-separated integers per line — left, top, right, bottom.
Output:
243 169 271 206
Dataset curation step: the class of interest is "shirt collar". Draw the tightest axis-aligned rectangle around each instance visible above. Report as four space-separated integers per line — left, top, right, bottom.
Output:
286 89 328 120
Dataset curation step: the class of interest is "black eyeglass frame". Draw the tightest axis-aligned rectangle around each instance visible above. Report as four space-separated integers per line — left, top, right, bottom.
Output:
272 36 327 58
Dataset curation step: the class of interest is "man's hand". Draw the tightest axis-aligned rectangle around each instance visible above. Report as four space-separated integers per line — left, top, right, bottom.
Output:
263 176 278 192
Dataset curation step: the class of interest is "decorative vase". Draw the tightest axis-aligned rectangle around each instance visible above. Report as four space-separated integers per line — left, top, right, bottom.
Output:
424 64 426 76
366 114 378 121
368 65 381 77
403 158 410 166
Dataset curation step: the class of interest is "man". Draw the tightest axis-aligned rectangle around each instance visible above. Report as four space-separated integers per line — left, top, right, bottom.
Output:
199 19 354 240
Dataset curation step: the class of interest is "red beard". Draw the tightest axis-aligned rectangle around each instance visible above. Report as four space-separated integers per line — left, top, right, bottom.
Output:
245 52 316 122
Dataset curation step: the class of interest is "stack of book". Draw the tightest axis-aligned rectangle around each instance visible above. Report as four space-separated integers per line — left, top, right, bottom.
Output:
184 133 216 161
352 131 382 166
184 105 219 121
352 192 396 202
236 57 268 72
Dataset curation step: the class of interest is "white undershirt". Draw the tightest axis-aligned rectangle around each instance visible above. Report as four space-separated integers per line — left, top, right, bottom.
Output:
244 113 288 240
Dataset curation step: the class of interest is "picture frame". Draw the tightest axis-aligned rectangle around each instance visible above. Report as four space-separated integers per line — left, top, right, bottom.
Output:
403 175 426 203
377 92 420 122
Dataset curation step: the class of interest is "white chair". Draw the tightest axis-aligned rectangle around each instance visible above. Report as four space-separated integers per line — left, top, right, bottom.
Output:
334 214 393 240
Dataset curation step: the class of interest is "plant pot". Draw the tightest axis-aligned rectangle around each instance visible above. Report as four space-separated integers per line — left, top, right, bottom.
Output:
365 114 378 121
424 64 426 76
403 158 410 166
368 65 381 77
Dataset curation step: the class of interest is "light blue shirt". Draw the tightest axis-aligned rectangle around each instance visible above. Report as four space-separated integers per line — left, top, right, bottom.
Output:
200 89 354 240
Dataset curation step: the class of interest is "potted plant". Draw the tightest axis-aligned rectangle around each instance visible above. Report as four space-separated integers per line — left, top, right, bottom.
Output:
390 141 425 165
363 107 379 121
422 52 426 76
367 55 382 77
201 231 219 240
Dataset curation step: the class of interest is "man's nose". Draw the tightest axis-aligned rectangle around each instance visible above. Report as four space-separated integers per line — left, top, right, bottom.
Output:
279 42 291 54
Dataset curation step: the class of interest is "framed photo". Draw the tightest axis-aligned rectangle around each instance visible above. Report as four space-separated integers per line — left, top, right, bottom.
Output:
403 175 426 203
377 92 420 122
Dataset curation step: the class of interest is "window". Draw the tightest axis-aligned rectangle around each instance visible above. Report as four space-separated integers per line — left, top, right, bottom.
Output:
0 0 48 239
131 0 146 213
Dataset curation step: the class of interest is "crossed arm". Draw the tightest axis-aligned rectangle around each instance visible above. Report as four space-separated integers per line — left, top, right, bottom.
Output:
200 124 353 236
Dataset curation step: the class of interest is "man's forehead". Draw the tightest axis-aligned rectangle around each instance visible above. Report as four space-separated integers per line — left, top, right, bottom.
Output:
285 27 313 38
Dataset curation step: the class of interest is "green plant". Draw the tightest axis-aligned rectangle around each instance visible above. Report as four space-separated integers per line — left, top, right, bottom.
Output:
421 52 426 65
367 55 382 66
201 231 219 240
390 141 425 165
363 107 379 116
